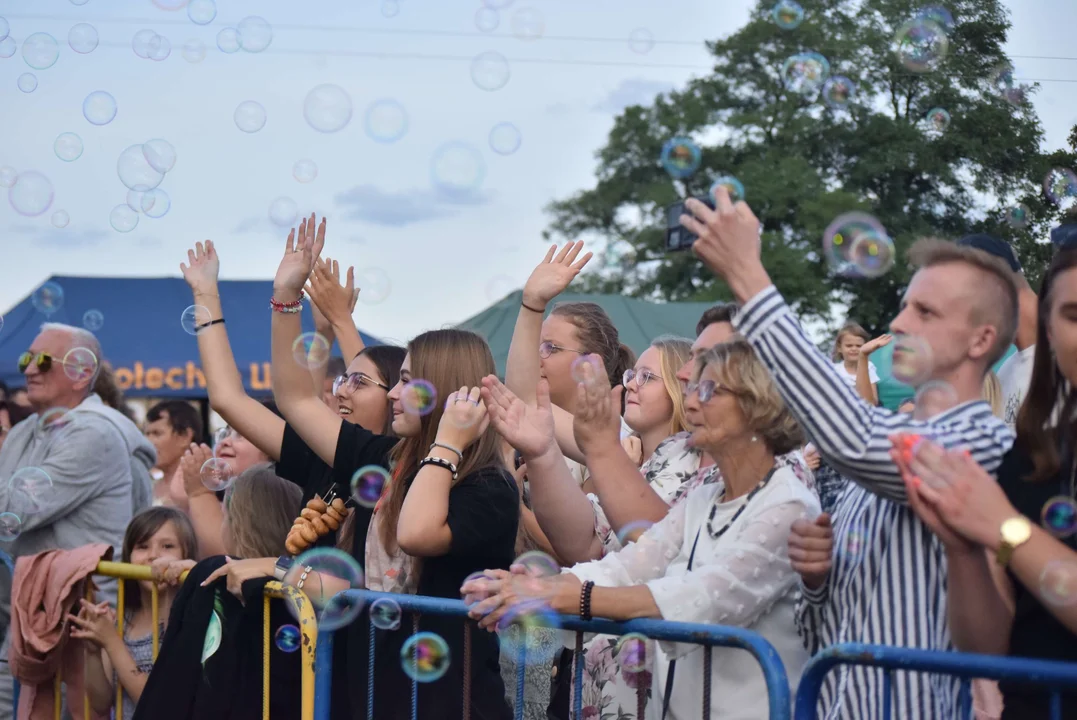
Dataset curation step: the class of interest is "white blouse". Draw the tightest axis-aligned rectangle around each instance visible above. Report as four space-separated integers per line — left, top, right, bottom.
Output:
569 466 819 720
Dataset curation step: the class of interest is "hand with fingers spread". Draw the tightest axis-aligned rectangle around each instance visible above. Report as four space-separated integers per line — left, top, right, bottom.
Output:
679 187 766 296
571 355 623 459
180 240 220 296
306 256 359 331
480 376 557 461
274 213 327 296
436 386 490 451
860 334 894 358
68 598 118 651
522 241 593 310
788 513 834 590
179 442 215 499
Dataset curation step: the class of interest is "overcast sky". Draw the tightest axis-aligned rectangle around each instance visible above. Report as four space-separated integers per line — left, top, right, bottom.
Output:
0 0 1073 344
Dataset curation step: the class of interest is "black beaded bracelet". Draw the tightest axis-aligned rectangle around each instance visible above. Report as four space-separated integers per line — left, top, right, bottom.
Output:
419 455 458 480
579 580 595 621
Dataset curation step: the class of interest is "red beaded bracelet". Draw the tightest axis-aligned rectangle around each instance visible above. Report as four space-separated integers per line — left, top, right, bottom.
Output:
270 290 305 314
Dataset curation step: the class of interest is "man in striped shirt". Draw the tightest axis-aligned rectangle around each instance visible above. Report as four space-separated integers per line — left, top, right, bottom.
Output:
680 190 1018 719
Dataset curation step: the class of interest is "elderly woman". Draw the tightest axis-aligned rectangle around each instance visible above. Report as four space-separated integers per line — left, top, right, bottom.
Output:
469 340 819 719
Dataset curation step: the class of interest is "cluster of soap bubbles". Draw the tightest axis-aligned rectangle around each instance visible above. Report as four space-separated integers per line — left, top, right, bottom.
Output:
292 332 332 370
132 29 172 61
351 466 389 508
284 548 364 631
216 16 273 54
822 212 895 279
401 380 438 416
110 139 177 231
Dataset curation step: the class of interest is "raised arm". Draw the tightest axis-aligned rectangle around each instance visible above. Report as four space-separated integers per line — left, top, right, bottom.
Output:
307 257 364 363
179 444 227 559
180 240 284 460
270 215 344 466
855 334 891 405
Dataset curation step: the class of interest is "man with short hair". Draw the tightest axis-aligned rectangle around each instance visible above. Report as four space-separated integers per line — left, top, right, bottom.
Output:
675 302 739 385
0 323 155 720
144 400 203 504
682 193 1016 720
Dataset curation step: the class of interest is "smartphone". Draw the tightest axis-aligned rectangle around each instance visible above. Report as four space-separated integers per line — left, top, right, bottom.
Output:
665 195 715 252
513 449 524 470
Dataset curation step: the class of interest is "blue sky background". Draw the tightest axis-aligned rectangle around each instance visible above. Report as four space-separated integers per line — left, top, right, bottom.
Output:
0 0 1074 344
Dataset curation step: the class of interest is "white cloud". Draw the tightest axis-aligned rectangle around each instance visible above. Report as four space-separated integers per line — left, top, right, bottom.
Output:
591 78 677 114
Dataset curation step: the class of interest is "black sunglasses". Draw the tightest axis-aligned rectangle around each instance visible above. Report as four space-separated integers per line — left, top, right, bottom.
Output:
17 352 53 375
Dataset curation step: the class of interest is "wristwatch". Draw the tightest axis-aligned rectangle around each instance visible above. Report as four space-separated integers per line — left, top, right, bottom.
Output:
274 555 296 581
996 516 1032 567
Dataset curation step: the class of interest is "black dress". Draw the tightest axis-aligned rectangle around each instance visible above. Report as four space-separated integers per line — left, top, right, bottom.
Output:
996 446 1077 719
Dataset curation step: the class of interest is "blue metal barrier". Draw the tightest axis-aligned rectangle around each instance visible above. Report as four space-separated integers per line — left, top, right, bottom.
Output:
314 590 793 720
793 642 1077 720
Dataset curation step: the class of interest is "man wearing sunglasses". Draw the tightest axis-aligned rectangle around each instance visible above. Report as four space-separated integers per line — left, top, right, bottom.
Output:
0 323 154 720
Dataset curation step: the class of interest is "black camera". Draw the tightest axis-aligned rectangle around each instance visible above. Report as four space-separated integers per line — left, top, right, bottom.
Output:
665 196 715 252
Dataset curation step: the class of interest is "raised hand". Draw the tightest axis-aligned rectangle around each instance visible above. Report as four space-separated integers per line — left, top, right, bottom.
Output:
274 214 326 295
180 240 220 295
436 386 490 450
860 334 893 357
306 256 359 331
179 443 215 498
522 241 593 310
679 186 763 286
481 376 556 460
572 356 623 458
788 513 833 590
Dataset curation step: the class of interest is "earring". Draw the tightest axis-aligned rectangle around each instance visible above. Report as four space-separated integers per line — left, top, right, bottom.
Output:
750 435 758 443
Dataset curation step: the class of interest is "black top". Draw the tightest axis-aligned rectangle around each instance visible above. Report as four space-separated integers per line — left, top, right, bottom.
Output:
997 446 1077 719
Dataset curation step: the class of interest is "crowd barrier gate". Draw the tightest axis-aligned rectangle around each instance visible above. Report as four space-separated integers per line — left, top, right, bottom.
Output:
793 642 1077 720
7 560 317 720
313 590 794 720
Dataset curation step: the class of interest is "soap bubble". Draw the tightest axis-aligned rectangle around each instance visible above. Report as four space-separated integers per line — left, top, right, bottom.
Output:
822 212 891 277
32 282 64 315
628 28 655 54
269 197 298 227
364 99 408 144
890 335 934 386
924 107 951 136
1043 168 1077 209
430 142 486 197
83 91 117 126
149 35 171 61
471 51 510 91
180 304 211 334
0 167 16 188
118 145 165 192
143 139 177 174
22 33 59 70
615 520 654 546
660 137 701 179
356 268 391 305
9 171 54 217
62 347 98 384
771 0 804 30
782 52 830 96
1042 497 1077 539
0 17 7 41
369 598 402 630
17 74 37 93
913 381 958 420
401 379 437 416
10 468 53 513
68 23 99 54
126 190 144 212
475 7 499 32
893 18 948 73
188 0 216 25
1006 203 1030 229
709 175 745 203
381 0 400 18
496 600 560 664
83 310 104 331
285 548 364 632
182 39 206 63
51 210 69 228
234 101 267 133
0 37 14 59
304 84 353 133
514 550 559 578
200 457 234 491
400 633 451 683
821 76 855 109
570 355 604 385
274 625 300 653
489 122 522 156
216 27 239 53
140 189 171 218
1039 561 1077 607
110 205 139 233
0 513 21 542
351 466 389 508
237 16 272 53
132 30 159 58
55 133 84 162
848 231 895 278
293 159 317 183
916 6 955 35
615 633 648 672
510 7 545 41
292 332 331 370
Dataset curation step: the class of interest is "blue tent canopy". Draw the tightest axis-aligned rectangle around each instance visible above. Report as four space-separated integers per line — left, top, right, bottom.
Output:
0 276 381 399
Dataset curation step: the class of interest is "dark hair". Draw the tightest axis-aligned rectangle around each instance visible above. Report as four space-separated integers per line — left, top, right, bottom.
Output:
358 345 406 435
121 507 197 615
1016 247 1077 482
0 380 9 402
550 302 636 391
146 400 204 444
0 401 33 429
832 322 871 361
326 356 348 379
695 303 739 337
93 362 136 422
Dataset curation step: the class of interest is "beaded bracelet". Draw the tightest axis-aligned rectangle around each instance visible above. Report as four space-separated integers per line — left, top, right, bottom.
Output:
579 581 595 621
295 565 314 591
419 455 458 480
270 290 305 314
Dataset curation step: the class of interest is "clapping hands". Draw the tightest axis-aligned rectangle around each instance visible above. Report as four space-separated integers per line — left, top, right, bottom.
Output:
481 377 557 461
275 214 326 295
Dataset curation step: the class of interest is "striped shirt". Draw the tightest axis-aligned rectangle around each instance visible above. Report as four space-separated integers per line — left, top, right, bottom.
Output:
734 286 1015 720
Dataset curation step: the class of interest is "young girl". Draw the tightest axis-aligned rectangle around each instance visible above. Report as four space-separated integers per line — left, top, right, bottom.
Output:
69 507 198 720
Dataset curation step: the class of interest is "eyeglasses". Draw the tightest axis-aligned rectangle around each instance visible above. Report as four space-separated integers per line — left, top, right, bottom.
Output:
333 372 390 395
538 341 585 359
623 368 663 388
17 352 54 375
684 380 736 403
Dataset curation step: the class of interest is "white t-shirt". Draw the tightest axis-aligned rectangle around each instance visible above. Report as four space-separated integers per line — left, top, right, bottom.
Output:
832 360 879 386
997 345 1035 427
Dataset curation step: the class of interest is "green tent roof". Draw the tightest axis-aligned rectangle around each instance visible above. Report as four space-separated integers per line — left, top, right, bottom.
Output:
457 290 714 376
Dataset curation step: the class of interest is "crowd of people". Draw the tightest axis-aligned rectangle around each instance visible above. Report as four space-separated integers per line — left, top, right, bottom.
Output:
0 193 1072 720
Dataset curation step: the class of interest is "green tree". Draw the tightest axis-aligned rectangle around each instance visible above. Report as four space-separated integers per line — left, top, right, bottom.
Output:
546 0 1076 334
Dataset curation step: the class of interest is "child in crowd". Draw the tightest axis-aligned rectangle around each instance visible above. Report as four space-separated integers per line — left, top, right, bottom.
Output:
69 507 198 720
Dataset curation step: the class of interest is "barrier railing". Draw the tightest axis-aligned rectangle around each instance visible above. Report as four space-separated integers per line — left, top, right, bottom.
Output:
313 590 794 720
793 642 1077 720
8 560 317 720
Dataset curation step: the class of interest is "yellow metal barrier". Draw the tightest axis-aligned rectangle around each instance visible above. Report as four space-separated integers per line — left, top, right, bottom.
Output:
47 561 316 720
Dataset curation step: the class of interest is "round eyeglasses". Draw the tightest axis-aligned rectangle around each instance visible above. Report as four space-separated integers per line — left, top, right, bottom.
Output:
538 341 585 359
333 372 390 396
623 368 662 388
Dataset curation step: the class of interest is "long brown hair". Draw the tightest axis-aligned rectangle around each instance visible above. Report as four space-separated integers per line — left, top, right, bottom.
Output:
378 329 508 555
1015 247 1077 482
121 507 197 615
223 463 303 557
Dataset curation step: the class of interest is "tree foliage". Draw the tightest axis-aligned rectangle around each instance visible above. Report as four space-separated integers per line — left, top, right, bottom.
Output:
545 0 1077 335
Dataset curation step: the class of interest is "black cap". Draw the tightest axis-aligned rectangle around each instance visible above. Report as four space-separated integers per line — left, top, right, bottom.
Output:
1051 223 1077 249
957 233 1021 273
